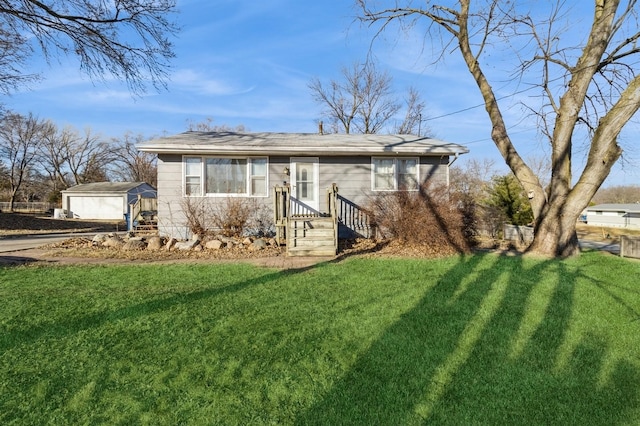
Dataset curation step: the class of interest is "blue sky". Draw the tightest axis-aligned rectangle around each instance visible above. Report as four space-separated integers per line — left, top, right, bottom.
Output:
4 0 639 187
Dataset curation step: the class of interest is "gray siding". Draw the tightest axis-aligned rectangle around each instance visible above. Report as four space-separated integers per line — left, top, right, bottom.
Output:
317 155 449 211
157 154 188 238
421 156 449 184
156 153 452 239
319 157 371 211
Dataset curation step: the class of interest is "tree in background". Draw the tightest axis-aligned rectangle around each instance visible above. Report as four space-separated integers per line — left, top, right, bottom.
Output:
1 113 161 205
0 0 177 95
309 61 427 135
38 120 70 199
39 126 115 187
450 158 498 238
451 162 534 239
592 185 640 204
486 174 534 227
393 87 429 135
186 117 246 133
0 112 48 211
358 1 640 257
112 133 158 187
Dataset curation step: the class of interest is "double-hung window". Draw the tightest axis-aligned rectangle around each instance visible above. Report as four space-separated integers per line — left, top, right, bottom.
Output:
184 156 268 196
372 157 419 191
185 157 202 196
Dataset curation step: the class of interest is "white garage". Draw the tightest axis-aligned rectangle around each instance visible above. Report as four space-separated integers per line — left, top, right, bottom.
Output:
61 182 157 220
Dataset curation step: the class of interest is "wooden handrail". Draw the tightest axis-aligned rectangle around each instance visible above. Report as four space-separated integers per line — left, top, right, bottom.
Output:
273 185 290 245
128 195 158 231
274 182 375 244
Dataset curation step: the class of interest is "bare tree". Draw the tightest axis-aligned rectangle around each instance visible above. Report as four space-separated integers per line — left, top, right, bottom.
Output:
61 127 114 185
0 0 178 94
309 61 402 134
592 185 640 204
38 124 115 188
394 87 429 135
112 132 157 186
0 112 47 211
450 158 497 201
450 158 500 237
37 120 69 192
186 117 246 133
358 0 640 257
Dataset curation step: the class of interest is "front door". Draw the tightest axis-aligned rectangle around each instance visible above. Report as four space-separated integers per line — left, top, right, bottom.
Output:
290 157 319 212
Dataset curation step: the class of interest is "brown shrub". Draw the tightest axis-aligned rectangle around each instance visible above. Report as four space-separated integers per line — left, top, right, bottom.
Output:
366 183 471 255
180 197 208 236
210 197 254 237
180 197 272 238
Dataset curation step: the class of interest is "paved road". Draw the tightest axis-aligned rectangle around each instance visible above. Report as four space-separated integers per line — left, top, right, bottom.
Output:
0 233 95 253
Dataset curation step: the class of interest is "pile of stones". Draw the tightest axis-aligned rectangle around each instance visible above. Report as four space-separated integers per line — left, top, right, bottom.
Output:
91 232 279 253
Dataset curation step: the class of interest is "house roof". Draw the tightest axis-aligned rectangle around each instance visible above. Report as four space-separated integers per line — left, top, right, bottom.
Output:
587 203 640 213
137 131 469 156
61 182 154 194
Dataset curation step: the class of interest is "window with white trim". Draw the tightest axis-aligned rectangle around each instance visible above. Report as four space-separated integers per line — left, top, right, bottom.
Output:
184 156 268 196
185 157 202 196
372 157 419 190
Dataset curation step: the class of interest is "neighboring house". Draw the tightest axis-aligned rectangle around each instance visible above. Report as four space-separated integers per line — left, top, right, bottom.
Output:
585 203 640 229
137 131 469 241
61 182 157 221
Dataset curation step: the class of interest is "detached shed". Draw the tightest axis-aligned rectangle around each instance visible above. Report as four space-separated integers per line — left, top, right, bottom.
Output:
61 182 157 220
585 203 640 229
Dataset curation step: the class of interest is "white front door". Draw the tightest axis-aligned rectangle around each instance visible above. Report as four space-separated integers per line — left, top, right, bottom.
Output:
290 157 319 212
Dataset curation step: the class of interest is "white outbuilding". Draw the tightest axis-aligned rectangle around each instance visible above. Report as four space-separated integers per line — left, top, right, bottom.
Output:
585 203 640 229
60 182 156 220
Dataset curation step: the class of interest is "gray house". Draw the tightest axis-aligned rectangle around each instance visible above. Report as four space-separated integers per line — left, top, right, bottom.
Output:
585 203 640 229
61 182 157 221
137 131 469 248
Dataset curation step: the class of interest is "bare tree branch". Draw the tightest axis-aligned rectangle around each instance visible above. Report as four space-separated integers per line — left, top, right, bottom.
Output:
0 0 178 94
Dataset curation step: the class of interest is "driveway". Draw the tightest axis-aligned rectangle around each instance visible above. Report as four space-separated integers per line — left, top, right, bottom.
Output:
0 233 95 253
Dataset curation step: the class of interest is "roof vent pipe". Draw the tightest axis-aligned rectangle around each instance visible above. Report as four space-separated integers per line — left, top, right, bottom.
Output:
318 121 323 135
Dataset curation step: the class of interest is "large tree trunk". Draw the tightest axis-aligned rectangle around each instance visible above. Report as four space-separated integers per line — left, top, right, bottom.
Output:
527 201 581 257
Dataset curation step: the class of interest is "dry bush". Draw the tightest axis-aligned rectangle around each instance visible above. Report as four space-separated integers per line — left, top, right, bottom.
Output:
366 183 471 255
245 202 275 237
209 197 254 237
180 197 208 236
181 197 273 238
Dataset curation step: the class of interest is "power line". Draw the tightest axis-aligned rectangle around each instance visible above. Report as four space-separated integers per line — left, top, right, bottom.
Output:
461 127 539 145
424 87 534 122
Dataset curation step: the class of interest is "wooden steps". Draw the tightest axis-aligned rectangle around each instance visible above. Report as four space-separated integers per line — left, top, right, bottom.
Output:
134 220 158 235
287 216 337 257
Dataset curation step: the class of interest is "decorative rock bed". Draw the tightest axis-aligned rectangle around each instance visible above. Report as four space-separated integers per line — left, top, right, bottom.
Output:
91 232 279 253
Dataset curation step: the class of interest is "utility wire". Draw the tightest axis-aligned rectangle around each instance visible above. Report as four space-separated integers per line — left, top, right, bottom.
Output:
424 87 535 122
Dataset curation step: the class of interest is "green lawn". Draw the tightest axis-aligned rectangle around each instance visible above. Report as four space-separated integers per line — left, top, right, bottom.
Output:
1 251 639 425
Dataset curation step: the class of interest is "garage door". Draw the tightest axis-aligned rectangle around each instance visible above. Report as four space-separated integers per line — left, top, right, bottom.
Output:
68 196 124 220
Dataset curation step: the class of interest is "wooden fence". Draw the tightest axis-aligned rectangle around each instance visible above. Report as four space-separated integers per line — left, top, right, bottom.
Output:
503 224 534 244
620 235 640 259
0 202 55 213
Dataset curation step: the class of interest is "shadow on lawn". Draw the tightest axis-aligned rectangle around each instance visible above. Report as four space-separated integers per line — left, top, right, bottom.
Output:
0 263 323 355
297 253 640 425
0 255 42 266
